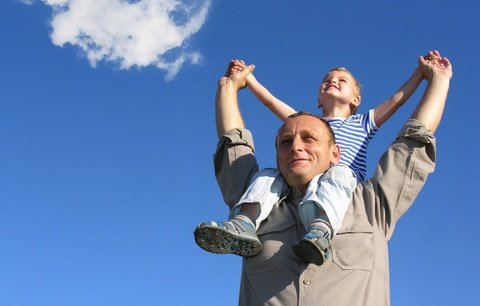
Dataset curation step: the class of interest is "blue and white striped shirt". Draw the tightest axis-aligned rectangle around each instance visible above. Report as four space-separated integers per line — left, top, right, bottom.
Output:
325 109 378 181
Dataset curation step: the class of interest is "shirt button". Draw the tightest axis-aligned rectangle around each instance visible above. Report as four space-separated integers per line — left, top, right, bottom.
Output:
303 280 311 285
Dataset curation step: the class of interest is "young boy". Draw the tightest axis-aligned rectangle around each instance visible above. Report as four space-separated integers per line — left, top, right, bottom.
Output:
194 51 441 265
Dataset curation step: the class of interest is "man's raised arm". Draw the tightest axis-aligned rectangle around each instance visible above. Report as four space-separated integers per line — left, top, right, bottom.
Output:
411 51 453 133
369 51 452 238
215 60 255 138
213 60 259 207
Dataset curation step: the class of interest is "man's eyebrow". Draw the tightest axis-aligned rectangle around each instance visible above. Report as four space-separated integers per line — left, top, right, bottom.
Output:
299 130 319 138
277 133 292 140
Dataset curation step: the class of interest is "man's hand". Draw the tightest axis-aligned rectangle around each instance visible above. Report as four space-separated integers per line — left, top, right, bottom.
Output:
418 50 453 82
219 59 255 91
215 60 255 138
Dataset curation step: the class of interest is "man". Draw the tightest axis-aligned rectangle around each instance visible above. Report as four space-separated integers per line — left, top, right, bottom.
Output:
207 54 452 306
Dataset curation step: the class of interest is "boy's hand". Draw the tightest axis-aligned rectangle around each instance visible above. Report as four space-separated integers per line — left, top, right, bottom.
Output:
224 59 247 77
219 59 255 91
424 50 441 65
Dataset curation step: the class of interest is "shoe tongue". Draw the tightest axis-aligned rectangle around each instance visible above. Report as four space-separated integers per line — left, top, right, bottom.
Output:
309 221 332 239
233 215 255 230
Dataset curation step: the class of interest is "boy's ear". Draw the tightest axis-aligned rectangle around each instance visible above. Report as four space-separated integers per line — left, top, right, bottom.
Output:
350 95 361 111
317 93 323 109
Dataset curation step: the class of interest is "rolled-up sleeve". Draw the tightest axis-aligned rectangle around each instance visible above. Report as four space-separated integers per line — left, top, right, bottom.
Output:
214 128 260 209
369 119 436 239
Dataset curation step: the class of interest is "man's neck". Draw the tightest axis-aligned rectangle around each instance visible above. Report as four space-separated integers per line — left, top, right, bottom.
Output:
287 187 306 203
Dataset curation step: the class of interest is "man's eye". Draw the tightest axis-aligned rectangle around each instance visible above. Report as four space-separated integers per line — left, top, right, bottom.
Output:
280 139 291 147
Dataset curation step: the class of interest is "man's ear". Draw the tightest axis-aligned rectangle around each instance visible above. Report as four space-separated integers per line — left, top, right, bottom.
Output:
331 144 341 164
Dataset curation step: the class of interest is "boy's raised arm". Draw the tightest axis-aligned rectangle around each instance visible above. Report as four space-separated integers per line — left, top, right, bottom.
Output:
246 73 296 122
373 63 424 127
373 51 448 128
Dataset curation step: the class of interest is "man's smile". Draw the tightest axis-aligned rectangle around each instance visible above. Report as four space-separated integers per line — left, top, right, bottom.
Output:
288 157 310 167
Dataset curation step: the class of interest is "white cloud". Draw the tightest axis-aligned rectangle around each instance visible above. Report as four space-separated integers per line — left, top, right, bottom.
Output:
34 0 210 80
18 0 35 5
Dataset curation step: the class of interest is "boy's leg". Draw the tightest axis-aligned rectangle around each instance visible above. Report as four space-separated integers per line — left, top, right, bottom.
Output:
231 168 286 228
194 168 286 257
293 164 357 265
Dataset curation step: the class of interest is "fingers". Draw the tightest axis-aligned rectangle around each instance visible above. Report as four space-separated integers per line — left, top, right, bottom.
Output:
424 51 438 63
232 59 247 71
234 64 255 81
422 50 451 72
221 59 256 90
438 56 451 69
231 59 243 72
421 50 441 67
244 64 255 74
225 59 246 77
419 50 453 80
418 55 432 69
225 59 254 76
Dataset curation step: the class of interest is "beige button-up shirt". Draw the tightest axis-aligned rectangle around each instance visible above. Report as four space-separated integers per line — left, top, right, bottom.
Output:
214 119 436 306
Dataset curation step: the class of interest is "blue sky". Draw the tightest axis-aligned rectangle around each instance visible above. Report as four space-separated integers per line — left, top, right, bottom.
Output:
1 0 479 305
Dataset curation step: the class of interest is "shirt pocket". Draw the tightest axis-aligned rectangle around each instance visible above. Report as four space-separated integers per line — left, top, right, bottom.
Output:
331 214 374 271
245 218 295 275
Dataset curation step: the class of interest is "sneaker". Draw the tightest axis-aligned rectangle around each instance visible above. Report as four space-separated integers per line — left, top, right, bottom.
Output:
194 217 262 257
292 229 331 266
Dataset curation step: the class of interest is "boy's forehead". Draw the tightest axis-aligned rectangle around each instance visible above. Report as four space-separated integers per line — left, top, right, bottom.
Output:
323 69 354 80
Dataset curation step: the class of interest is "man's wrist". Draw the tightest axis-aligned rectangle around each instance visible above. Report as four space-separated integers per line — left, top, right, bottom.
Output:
218 77 245 92
430 73 452 83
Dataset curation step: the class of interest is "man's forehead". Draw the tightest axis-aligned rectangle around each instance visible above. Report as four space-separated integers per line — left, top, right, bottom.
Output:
277 116 327 136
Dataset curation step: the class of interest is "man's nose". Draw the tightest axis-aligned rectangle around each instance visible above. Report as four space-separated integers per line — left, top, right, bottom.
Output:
290 137 304 152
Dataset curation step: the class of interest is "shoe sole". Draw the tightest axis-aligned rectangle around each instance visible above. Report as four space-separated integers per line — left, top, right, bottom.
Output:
292 238 326 266
194 224 262 257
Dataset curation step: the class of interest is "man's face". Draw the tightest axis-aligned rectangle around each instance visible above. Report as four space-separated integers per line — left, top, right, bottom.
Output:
276 115 340 191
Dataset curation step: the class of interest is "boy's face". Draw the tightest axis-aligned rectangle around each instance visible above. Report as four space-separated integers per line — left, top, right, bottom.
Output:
318 70 360 111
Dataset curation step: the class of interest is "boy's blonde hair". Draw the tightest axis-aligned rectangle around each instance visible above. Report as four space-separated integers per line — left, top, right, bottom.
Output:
322 67 362 114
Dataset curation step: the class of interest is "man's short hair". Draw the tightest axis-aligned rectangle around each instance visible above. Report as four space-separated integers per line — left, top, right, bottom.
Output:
275 111 336 148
